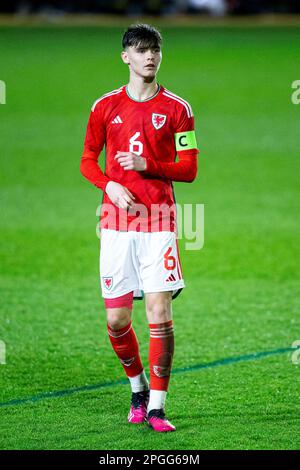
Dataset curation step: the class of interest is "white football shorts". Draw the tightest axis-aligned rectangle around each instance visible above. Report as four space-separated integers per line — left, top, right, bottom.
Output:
99 229 185 300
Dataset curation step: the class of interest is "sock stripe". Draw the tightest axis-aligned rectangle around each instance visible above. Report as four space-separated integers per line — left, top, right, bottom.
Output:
107 324 132 339
150 329 174 337
150 334 174 339
149 322 174 338
150 326 174 332
150 327 174 335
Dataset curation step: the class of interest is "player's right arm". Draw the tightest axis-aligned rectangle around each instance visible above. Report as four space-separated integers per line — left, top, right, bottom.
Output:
80 101 135 209
80 101 110 191
105 181 136 210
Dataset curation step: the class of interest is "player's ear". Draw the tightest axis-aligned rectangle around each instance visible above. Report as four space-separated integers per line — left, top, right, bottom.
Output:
121 50 129 65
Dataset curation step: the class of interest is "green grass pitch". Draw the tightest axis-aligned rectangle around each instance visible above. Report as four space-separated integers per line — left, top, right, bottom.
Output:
0 24 300 450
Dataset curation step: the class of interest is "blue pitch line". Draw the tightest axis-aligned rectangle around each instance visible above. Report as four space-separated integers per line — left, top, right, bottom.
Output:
0 346 296 409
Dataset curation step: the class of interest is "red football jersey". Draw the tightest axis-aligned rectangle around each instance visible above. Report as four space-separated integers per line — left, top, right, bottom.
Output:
81 84 199 232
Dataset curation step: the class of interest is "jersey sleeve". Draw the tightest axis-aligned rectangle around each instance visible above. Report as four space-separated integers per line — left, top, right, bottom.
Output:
80 101 110 191
173 102 199 156
143 101 199 182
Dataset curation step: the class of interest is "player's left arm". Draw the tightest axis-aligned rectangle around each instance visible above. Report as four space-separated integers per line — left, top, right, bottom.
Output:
144 103 199 182
143 137 198 182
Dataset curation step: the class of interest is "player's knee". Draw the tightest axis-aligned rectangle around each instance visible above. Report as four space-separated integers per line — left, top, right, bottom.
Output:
146 301 171 324
106 310 131 331
105 292 133 330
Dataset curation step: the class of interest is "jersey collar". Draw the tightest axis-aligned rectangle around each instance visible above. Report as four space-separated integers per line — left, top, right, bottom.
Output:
125 84 161 103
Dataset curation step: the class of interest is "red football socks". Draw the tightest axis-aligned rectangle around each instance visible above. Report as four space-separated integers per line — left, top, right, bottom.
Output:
148 320 174 391
107 321 144 378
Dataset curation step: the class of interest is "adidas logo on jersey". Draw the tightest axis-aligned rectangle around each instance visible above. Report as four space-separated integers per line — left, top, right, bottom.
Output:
166 274 176 282
112 116 123 124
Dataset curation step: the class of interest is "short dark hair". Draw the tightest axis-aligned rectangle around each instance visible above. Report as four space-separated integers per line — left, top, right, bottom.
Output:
122 24 162 50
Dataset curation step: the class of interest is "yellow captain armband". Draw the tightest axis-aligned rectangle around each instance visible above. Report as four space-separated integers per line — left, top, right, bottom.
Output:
175 130 198 151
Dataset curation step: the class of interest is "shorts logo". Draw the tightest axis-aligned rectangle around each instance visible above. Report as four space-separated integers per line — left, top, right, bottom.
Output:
152 113 166 130
103 276 113 291
166 274 176 282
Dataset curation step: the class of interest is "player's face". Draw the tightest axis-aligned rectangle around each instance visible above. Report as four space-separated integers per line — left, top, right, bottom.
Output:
122 44 162 79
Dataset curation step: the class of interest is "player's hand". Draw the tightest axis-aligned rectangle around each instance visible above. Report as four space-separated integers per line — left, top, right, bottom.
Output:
105 181 136 210
114 151 147 172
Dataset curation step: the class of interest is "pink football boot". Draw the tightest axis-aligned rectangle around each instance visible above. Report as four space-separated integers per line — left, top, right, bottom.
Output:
147 409 176 432
128 391 149 424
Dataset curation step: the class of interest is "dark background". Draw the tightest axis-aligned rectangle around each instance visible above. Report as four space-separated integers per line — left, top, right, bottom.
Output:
1 1 300 15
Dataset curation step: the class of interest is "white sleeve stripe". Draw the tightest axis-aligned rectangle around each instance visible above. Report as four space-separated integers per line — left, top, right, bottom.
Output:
164 89 193 116
91 87 124 112
163 90 193 118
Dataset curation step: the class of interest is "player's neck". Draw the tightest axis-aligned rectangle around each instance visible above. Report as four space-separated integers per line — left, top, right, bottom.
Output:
127 77 158 102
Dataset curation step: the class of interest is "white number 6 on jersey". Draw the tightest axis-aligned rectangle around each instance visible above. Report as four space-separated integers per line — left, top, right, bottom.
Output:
129 132 143 156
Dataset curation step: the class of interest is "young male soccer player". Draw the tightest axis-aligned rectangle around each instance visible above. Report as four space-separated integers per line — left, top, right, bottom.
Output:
80 24 199 432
